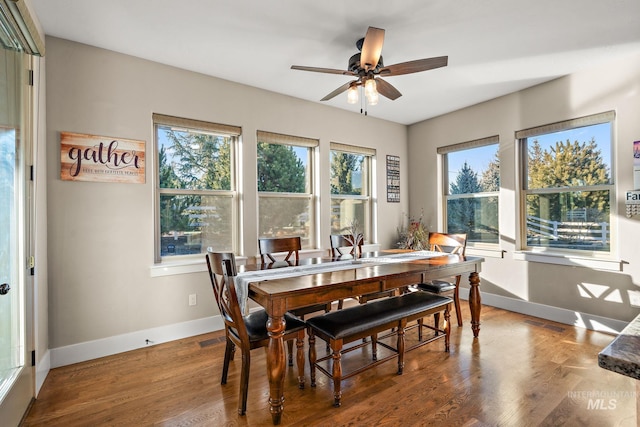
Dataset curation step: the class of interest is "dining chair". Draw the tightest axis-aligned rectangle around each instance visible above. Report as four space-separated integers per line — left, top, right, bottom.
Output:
416 232 467 328
258 236 332 360
330 233 363 310
205 250 306 415
258 236 301 264
329 233 363 258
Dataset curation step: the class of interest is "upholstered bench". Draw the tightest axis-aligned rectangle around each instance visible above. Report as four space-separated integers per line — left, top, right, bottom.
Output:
306 291 452 407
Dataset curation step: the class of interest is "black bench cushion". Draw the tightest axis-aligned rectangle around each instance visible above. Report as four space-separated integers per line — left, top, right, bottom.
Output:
418 279 456 293
306 292 451 340
231 310 306 343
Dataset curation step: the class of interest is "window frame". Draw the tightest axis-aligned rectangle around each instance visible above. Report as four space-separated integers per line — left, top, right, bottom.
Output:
439 136 500 248
517 111 616 256
153 113 240 263
330 142 376 244
256 131 318 249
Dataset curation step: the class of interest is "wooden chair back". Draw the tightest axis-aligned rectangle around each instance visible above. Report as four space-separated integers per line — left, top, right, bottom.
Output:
205 251 248 344
428 232 467 255
258 237 301 263
330 233 363 257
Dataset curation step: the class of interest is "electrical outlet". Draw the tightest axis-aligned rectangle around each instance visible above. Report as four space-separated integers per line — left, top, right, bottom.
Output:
189 293 197 306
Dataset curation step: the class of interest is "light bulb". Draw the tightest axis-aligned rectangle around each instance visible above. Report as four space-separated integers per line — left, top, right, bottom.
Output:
366 90 379 106
365 78 377 98
347 85 358 104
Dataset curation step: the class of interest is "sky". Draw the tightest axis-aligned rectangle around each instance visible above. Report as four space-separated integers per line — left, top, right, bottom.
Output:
447 122 612 184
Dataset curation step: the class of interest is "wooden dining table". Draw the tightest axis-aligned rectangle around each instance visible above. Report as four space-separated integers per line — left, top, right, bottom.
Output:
245 252 484 425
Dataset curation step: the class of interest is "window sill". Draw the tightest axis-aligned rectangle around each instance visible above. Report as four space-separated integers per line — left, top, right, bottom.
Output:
150 256 248 278
149 244 381 278
466 246 505 259
513 251 623 272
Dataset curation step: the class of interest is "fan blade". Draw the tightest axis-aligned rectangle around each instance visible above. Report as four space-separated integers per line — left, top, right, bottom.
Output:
379 56 448 77
291 65 356 76
360 27 385 72
320 81 356 101
375 77 402 100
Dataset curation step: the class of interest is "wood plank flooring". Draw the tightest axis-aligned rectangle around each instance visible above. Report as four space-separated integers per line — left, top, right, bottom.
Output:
21 305 637 426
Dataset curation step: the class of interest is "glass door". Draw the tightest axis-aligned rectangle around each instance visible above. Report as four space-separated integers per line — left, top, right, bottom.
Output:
0 42 33 425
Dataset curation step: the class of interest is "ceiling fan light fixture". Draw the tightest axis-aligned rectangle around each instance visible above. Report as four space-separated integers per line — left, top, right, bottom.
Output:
364 77 379 105
347 84 359 104
291 26 448 108
366 90 379 106
364 78 377 97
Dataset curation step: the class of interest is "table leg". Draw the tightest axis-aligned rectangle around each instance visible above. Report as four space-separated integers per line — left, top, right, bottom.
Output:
266 315 286 425
468 271 481 337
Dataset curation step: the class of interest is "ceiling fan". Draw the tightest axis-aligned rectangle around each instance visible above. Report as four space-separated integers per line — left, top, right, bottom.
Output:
291 26 448 107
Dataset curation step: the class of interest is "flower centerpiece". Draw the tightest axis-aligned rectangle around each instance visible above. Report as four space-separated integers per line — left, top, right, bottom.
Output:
397 210 429 250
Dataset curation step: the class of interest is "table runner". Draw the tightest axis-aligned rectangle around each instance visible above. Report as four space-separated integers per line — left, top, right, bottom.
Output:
235 250 446 314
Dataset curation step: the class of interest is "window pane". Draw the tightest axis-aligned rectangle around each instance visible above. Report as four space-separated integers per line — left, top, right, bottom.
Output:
159 194 233 256
258 196 312 248
257 142 309 193
447 196 499 244
330 151 367 196
157 125 232 191
445 142 499 244
525 190 610 251
526 122 611 190
330 197 370 238
447 145 499 195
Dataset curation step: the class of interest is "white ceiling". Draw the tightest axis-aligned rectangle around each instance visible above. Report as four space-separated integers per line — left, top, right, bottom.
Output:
32 0 640 125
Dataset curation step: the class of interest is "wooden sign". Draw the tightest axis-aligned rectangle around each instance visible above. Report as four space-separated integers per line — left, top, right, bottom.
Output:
386 155 400 202
60 132 145 183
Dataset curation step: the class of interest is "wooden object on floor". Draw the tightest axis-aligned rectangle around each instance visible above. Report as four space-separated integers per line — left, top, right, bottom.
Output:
249 253 483 424
417 232 467 328
307 292 451 407
205 251 306 415
21 305 637 426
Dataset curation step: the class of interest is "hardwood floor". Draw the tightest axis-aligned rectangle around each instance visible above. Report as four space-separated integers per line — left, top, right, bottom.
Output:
22 305 637 426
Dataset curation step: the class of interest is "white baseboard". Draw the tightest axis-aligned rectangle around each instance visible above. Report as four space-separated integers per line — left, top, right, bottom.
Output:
458 288 628 334
35 349 50 396
46 292 628 373
50 315 225 369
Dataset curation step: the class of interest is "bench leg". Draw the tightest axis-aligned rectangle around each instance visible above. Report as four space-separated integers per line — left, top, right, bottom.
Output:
331 340 343 407
309 332 317 388
397 320 406 374
371 334 378 361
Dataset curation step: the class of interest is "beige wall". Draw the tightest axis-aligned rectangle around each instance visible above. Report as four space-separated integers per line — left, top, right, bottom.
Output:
44 37 407 350
408 53 640 325
43 34 640 363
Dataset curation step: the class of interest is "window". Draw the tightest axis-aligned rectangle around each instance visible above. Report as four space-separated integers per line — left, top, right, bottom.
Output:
519 112 614 253
440 136 500 245
257 131 317 249
154 114 239 261
330 143 375 242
